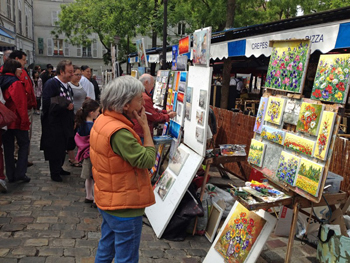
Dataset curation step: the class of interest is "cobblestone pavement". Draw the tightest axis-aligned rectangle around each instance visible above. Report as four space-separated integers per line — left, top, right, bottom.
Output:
0 114 319 263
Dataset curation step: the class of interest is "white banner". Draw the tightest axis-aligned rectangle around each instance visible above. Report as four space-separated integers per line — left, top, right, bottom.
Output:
148 54 159 63
245 23 340 57
211 42 229 60
166 51 172 62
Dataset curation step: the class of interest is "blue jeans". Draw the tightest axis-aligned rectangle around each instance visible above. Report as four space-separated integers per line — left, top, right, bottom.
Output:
95 208 143 263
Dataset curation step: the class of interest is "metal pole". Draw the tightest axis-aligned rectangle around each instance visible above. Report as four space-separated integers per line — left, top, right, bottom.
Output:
161 0 167 70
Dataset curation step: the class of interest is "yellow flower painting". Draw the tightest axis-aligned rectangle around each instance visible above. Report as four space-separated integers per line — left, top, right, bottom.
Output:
248 139 266 167
315 111 336 161
295 158 324 197
265 96 286 125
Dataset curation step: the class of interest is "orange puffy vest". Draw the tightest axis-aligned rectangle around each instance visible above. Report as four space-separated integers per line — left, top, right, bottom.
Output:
90 110 155 210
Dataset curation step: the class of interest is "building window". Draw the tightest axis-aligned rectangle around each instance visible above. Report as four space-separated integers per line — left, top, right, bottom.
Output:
53 39 63 56
51 10 59 26
92 40 97 58
13 0 15 22
82 45 92 57
178 23 185 35
38 37 44 54
18 10 22 35
25 15 28 37
7 0 11 20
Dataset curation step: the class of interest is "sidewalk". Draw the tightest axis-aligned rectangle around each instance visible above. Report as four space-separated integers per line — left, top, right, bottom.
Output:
0 114 318 263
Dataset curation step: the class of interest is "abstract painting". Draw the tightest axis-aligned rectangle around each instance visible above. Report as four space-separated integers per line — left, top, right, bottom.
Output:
284 133 315 157
295 158 324 197
156 170 176 201
193 27 212 67
199 90 207 109
171 45 178 71
311 53 350 104
248 139 266 167
196 126 204 143
168 147 189 175
177 92 184 103
314 111 336 161
214 202 266 263
180 72 187 82
276 151 300 186
179 36 190 55
283 99 302 125
296 102 324 136
261 125 285 145
265 40 310 93
253 97 268 134
265 96 286 125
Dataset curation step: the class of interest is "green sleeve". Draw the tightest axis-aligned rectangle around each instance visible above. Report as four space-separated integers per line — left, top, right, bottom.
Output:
110 129 156 169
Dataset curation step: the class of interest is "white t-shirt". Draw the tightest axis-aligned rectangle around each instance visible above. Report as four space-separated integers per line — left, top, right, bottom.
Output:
79 76 95 100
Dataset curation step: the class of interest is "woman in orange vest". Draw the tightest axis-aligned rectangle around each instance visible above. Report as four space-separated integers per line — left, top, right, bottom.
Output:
90 76 156 263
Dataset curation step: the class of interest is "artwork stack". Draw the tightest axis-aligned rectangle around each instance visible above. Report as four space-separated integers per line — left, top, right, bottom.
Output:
248 39 343 200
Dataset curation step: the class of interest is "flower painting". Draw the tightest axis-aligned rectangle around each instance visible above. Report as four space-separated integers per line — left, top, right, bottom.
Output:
284 133 315 157
315 111 336 161
296 102 324 136
265 40 310 93
295 158 324 197
214 202 266 263
276 151 300 186
265 96 286 125
261 125 285 145
248 139 266 167
283 99 302 125
253 97 268 133
311 54 350 104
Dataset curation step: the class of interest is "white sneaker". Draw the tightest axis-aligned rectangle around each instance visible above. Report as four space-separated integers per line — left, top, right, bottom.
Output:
0 179 7 193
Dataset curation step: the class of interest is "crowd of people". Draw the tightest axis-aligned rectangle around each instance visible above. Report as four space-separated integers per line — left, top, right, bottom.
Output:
0 56 178 261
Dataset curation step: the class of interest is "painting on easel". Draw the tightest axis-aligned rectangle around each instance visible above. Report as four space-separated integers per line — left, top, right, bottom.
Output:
265 96 286 125
276 151 300 186
284 132 315 157
214 202 266 263
265 39 310 93
295 158 324 197
296 102 324 136
311 53 350 104
248 139 266 167
253 97 268 134
314 111 336 161
261 125 285 145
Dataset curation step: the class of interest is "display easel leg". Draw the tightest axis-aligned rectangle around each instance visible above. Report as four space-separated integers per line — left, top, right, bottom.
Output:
285 201 299 263
192 161 211 235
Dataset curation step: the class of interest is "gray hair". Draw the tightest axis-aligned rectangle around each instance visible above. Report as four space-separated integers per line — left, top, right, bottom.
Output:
139 74 153 85
101 75 145 113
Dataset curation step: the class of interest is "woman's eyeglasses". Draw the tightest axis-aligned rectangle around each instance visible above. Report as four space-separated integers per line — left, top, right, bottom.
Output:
74 74 82 76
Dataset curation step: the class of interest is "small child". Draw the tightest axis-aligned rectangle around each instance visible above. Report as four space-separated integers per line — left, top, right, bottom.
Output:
74 99 100 204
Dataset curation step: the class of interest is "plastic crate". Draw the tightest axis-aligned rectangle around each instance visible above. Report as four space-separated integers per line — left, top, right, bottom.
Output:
324 172 344 194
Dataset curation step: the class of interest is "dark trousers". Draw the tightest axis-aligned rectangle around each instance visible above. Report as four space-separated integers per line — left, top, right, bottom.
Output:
2 129 29 181
48 153 65 176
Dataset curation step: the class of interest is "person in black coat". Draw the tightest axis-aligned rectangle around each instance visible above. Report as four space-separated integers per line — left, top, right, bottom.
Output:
40 60 74 182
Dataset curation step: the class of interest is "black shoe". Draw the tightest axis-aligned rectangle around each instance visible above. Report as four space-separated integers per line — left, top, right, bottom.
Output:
18 175 31 183
60 170 70 176
8 178 17 183
27 161 33 167
51 175 63 182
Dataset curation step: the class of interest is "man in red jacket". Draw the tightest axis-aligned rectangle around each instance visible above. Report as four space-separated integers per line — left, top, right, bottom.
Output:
133 74 176 139
9 50 36 166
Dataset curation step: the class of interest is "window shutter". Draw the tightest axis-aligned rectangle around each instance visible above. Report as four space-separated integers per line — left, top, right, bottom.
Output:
76 45 82 57
64 41 69 56
47 38 53 56
92 41 97 58
51 11 59 26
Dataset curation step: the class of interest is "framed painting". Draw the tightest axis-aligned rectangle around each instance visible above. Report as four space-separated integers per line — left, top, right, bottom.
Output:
284 132 315 157
265 96 286 125
265 39 310 93
261 125 285 145
193 27 212 67
136 38 148 67
253 97 268 134
205 201 225 243
248 139 266 167
168 147 189 175
314 111 336 161
171 45 178 71
155 170 176 201
203 201 277 263
311 53 350 104
296 102 324 136
179 35 190 55
276 151 300 186
283 99 302 125
295 158 325 197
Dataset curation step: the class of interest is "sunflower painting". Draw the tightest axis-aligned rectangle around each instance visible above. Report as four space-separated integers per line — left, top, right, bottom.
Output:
265 96 286 125
296 102 324 136
311 54 350 104
214 202 266 263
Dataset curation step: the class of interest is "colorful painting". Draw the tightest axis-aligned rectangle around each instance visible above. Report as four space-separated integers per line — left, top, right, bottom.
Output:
284 133 315 157
177 92 184 103
156 170 176 201
265 96 286 125
214 202 266 263
315 111 336 161
295 158 324 197
180 72 187 82
276 151 300 186
193 27 212 67
179 36 190 55
283 99 302 125
311 54 350 104
135 38 148 67
171 45 178 71
248 139 266 167
265 40 310 93
296 102 324 136
168 147 189 175
261 125 285 145
253 97 268 134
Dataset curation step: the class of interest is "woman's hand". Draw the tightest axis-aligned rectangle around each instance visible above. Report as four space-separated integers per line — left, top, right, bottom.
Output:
133 106 147 128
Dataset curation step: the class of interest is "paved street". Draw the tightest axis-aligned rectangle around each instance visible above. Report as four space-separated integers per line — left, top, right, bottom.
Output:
0 114 318 263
